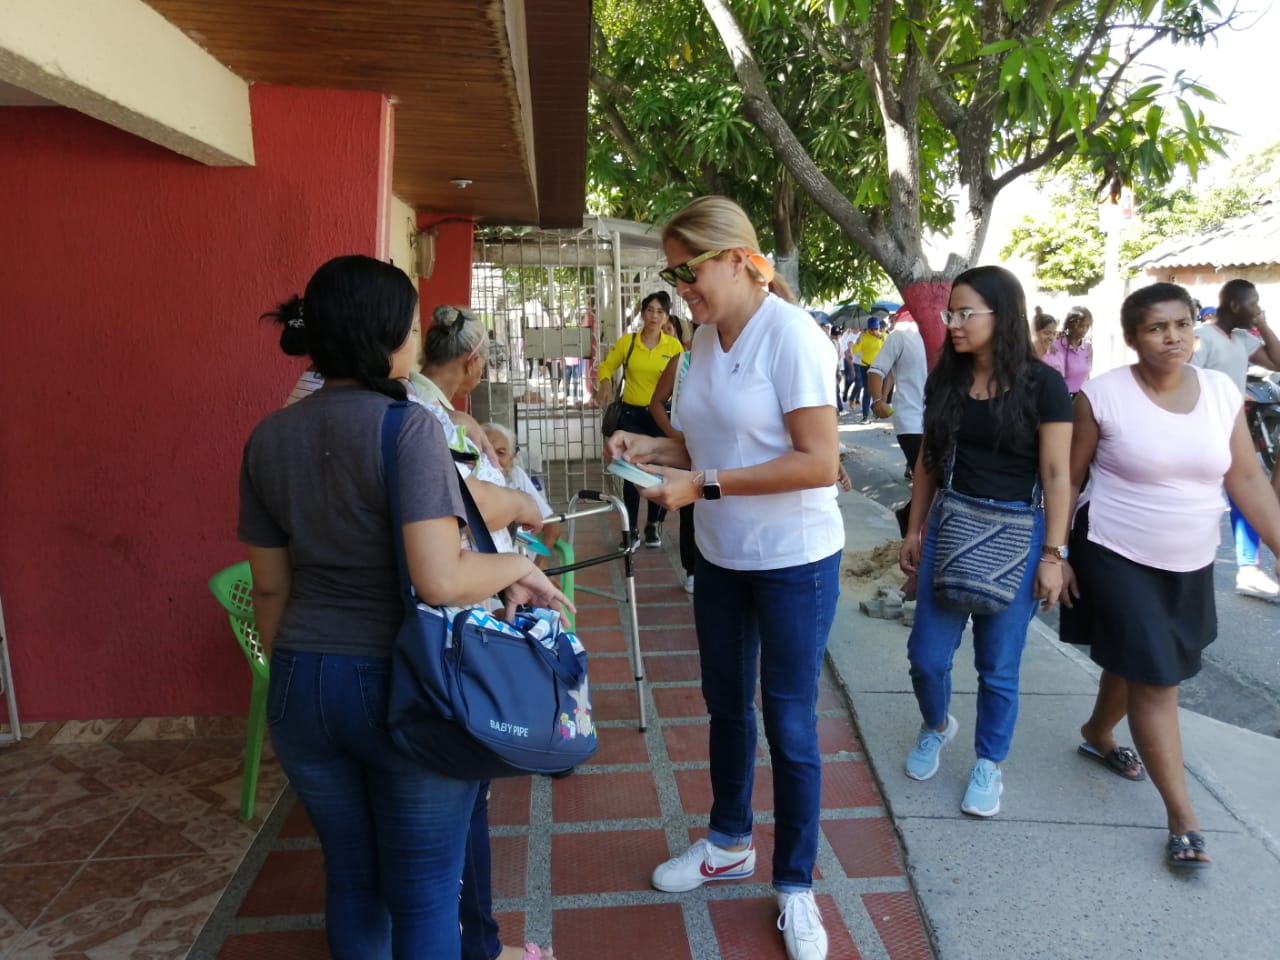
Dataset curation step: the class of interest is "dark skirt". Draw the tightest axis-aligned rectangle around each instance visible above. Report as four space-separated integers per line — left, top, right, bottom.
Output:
1060 504 1216 685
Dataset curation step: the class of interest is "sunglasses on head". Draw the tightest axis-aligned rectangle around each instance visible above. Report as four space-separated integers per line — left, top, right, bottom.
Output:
659 249 724 286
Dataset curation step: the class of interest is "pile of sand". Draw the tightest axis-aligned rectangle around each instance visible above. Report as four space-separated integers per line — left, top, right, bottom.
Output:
842 539 906 600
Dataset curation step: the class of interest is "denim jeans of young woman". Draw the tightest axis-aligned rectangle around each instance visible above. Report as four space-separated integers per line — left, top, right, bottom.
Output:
460 782 501 960
617 403 667 532
268 650 481 960
906 502 1045 763
693 550 841 892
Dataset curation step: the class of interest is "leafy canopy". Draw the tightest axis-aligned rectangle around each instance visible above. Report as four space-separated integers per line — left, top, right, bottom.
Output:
589 0 1236 331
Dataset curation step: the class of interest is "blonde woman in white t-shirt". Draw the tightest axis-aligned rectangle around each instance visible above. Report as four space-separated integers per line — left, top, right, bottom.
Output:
605 196 841 960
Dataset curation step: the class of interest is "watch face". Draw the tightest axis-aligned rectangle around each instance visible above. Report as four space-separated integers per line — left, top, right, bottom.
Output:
704 483 722 501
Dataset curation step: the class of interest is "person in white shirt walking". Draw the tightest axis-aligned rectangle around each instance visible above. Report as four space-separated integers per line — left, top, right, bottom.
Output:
866 309 927 481
1192 280 1280 598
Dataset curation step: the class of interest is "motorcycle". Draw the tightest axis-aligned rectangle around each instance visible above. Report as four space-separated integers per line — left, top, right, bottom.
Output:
1244 366 1280 473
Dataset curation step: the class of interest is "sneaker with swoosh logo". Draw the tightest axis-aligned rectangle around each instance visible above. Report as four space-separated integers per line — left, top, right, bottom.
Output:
651 838 756 892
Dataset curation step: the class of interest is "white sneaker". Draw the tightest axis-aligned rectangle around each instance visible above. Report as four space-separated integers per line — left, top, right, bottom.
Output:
651 838 755 892
777 890 828 960
684 575 695 594
1236 565 1279 598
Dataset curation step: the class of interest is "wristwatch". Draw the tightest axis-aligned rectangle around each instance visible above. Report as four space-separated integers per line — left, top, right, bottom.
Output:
702 468 722 501
1041 544 1069 560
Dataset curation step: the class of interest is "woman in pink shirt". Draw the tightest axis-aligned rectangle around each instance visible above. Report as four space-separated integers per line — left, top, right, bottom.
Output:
1041 306 1093 394
1060 283 1280 870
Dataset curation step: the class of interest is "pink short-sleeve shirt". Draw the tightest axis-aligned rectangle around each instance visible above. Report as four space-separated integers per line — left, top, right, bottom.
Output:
1079 365 1240 572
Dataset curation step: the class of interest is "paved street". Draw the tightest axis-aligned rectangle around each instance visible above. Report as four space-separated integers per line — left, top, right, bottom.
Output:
839 414 1280 738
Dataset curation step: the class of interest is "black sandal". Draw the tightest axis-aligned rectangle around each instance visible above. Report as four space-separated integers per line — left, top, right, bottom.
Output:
1166 831 1211 870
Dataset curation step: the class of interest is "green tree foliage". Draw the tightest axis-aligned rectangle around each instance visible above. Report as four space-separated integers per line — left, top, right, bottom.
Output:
590 0 1237 361
1003 143 1273 293
589 0 895 304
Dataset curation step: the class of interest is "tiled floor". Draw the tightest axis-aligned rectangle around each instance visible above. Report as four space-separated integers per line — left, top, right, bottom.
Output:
0 716 286 959
189 506 937 960
0 493 935 960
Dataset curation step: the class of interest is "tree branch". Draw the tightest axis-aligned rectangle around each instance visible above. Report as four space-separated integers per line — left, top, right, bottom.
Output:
699 0 903 274
918 57 965 132
991 29 1171 191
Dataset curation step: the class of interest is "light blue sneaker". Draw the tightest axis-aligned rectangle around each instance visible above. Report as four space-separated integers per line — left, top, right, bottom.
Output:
905 714 958 780
961 759 1003 817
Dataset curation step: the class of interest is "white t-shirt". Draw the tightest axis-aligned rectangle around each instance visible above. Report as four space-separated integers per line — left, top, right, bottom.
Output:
680 294 845 570
505 464 553 518
868 321 927 435
837 329 858 360
1192 322 1261 392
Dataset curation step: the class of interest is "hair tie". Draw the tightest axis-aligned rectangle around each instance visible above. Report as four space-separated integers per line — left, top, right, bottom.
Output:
745 251 775 284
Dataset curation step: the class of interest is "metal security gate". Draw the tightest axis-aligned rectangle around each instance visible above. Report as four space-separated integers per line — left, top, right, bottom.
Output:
467 217 672 511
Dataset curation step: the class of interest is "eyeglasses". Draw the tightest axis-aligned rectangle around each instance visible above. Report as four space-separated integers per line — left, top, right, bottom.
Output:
659 249 723 286
940 308 995 326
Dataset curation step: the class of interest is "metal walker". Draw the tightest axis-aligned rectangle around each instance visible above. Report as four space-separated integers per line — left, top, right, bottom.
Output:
544 490 647 731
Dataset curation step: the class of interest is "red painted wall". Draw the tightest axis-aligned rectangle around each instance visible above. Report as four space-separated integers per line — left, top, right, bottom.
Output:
0 86 389 720
417 214 476 409
417 213 475 311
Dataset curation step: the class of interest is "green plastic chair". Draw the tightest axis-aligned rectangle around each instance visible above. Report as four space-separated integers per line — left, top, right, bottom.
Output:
207 562 268 822
208 561 254 623
552 539 575 631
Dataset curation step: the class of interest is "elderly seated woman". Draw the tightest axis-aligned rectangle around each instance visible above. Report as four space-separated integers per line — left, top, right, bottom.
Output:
483 421 563 564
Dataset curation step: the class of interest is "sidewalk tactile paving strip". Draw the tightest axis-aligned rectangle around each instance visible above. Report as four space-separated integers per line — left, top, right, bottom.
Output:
823 817 907 878
198 510 937 959
863 891 935 960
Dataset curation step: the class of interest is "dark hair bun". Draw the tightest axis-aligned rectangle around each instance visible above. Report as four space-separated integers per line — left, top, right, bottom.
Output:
262 295 308 356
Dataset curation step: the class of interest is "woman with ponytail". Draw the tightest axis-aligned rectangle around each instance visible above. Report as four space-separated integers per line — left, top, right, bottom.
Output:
606 196 841 960
238 255 568 958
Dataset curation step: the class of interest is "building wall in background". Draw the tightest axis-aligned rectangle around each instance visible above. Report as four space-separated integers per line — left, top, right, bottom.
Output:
0 85 390 719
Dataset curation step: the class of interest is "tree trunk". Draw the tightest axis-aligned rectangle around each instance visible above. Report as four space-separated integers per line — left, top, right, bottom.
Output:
772 176 800 296
898 280 953 368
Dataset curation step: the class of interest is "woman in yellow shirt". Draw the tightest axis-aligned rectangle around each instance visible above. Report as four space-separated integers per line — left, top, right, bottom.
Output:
597 291 685 545
855 318 886 421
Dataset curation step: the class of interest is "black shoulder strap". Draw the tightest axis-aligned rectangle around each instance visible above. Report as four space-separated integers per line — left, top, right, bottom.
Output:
618 332 639 390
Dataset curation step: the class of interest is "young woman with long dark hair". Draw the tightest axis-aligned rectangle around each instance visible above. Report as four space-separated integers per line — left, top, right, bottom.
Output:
899 265 1072 818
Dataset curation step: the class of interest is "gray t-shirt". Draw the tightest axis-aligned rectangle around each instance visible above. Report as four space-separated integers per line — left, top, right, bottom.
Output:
238 387 463 656
1192 321 1261 393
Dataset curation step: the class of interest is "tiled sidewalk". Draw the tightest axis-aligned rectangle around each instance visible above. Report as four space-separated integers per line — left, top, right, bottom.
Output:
0 716 286 958
197 510 935 960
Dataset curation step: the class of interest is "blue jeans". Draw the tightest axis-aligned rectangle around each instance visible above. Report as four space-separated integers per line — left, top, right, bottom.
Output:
850 363 866 406
460 782 501 960
694 550 841 892
268 650 481 960
1229 495 1261 567
906 502 1044 763
617 403 666 531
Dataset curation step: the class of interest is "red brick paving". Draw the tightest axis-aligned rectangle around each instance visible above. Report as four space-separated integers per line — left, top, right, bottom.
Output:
203 512 935 960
